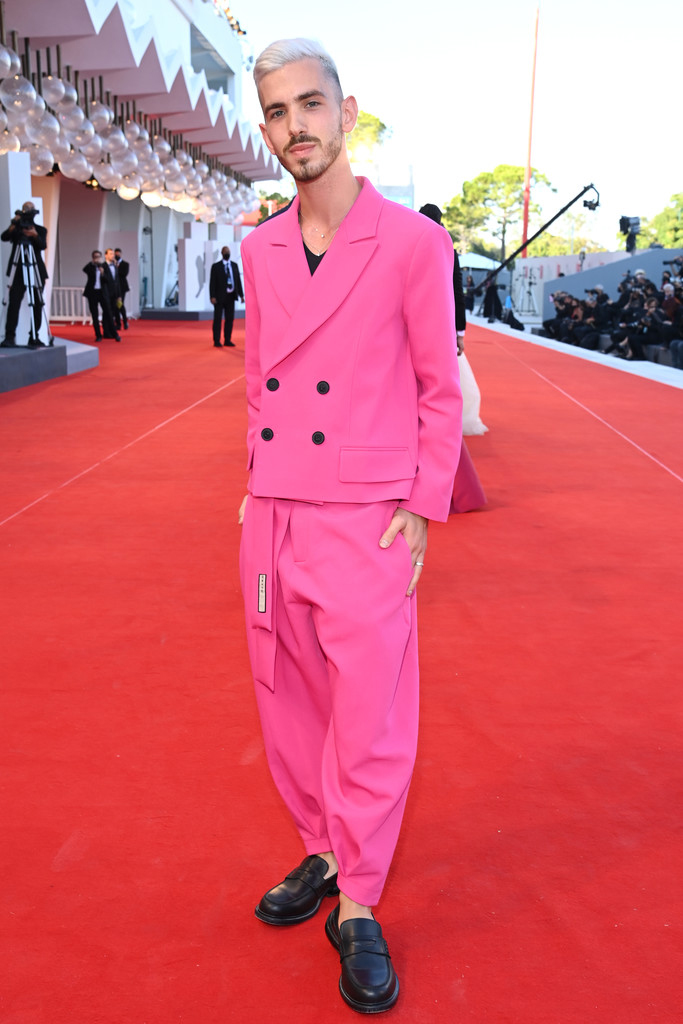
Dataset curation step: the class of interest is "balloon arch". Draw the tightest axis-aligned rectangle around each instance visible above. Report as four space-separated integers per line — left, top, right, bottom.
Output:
0 38 261 224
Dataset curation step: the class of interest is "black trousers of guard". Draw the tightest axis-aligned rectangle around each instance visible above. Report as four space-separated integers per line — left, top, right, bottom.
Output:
212 297 237 344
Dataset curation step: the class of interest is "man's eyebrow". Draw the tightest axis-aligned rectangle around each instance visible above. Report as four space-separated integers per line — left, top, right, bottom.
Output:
263 89 326 115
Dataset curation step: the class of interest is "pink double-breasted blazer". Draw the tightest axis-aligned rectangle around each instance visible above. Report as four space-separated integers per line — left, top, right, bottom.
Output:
241 178 462 523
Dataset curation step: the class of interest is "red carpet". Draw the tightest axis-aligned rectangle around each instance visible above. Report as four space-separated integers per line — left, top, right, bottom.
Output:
1 320 681 1023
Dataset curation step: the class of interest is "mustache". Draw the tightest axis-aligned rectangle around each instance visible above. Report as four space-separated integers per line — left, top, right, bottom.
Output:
285 135 319 152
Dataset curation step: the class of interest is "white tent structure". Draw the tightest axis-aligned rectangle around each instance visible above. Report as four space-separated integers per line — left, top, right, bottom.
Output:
458 253 499 270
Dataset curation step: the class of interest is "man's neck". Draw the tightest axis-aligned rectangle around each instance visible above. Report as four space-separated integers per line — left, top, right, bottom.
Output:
296 163 361 233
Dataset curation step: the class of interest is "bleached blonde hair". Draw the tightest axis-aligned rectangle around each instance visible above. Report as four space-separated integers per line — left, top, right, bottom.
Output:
253 38 343 104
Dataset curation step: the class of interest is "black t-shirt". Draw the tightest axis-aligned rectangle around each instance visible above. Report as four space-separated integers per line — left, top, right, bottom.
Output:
304 242 325 275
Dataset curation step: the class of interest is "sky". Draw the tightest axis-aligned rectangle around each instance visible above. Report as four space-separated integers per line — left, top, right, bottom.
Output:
236 0 680 250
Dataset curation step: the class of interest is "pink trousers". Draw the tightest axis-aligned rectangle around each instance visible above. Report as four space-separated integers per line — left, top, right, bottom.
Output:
239 496 419 907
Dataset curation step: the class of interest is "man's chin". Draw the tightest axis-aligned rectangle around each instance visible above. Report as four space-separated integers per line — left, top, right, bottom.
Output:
284 157 324 183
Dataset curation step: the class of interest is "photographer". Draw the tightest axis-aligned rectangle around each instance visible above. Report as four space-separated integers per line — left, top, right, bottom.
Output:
622 296 681 361
83 249 121 343
558 300 601 350
585 290 614 331
662 256 683 286
606 288 647 359
542 291 574 339
661 282 681 322
0 201 48 348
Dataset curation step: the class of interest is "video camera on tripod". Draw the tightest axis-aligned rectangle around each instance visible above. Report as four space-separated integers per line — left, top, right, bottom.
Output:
14 206 39 235
0 203 51 348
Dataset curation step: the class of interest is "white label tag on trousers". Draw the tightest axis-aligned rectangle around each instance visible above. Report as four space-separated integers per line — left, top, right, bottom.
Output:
258 574 267 613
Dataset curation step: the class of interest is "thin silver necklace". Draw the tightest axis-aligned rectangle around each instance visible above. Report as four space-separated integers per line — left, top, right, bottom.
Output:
298 211 342 256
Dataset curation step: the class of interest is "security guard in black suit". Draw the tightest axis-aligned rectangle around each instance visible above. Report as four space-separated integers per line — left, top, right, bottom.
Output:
209 245 244 347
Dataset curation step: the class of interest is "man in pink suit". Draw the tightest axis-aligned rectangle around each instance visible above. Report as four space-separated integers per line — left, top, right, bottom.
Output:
238 38 462 1013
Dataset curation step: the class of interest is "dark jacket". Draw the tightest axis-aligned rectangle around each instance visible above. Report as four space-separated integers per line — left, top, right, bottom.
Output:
453 252 466 333
102 260 122 303
209 259 244 303
83 261 120 304
1 219 48 283
115 258 130 296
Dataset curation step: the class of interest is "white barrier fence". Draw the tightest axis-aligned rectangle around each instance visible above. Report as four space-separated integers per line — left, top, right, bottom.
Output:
50 286 91 324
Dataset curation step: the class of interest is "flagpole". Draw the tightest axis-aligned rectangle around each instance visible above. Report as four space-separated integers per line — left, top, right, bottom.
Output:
521 6 539 257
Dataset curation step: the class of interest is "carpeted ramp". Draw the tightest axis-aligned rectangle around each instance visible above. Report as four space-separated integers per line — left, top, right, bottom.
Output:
1 320 681 1023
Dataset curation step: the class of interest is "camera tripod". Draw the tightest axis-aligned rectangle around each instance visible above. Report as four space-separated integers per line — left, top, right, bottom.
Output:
515 269 539 315
4 238 53 348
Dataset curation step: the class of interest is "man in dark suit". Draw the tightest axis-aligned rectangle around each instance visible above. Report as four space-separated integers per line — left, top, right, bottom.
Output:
1 201 49 348
82 249 121 342
209 245 243 347
419 204 466 353
113 247 129 331
102 248 123 338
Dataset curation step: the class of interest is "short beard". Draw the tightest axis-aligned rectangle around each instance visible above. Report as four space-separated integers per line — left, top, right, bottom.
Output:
283 121 343 182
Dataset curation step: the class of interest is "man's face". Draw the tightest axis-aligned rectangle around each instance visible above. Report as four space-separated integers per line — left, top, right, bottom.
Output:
258 58 356 183
92 251 103 263
104 249 114 263
114 249 122 260
221 247 230 260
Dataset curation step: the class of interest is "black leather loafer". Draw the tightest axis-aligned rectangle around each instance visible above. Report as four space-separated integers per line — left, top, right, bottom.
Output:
255 854 339 925
325 905 399 1013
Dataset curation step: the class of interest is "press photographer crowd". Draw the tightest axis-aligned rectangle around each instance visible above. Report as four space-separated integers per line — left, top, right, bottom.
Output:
541 258 683 369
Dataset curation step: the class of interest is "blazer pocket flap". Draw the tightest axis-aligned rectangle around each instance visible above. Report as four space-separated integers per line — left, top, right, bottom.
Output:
339 446 414 482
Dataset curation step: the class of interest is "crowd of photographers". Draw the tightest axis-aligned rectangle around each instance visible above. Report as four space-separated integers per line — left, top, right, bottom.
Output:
541 258 683 369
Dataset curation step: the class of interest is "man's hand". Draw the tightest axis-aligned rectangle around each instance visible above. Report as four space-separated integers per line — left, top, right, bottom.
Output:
379 508 428 596
210 297 216 305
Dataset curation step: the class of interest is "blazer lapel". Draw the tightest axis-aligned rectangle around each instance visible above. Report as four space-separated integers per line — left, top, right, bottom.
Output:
264 203 310 321
261 179 383 372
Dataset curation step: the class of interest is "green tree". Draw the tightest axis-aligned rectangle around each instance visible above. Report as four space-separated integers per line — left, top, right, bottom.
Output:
442 191 487 253
640 194 683 249
258 190 293 224
347 110 389 163
444 164 554 261
510 211 604 257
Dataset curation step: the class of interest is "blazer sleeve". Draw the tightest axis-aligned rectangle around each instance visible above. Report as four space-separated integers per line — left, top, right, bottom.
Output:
242 242 262 478
398 225 462 522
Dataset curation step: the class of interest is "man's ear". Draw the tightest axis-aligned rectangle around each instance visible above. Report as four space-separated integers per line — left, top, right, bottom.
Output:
341 94 358 135
259 121 278 156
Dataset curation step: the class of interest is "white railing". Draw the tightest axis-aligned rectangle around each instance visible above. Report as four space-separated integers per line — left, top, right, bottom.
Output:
50 287 91 324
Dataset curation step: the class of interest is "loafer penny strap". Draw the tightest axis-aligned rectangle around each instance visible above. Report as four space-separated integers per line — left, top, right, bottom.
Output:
285 862 330 891
340 936 391 962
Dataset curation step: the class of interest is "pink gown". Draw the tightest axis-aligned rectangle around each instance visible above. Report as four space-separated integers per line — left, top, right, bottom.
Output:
450 353 487 513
